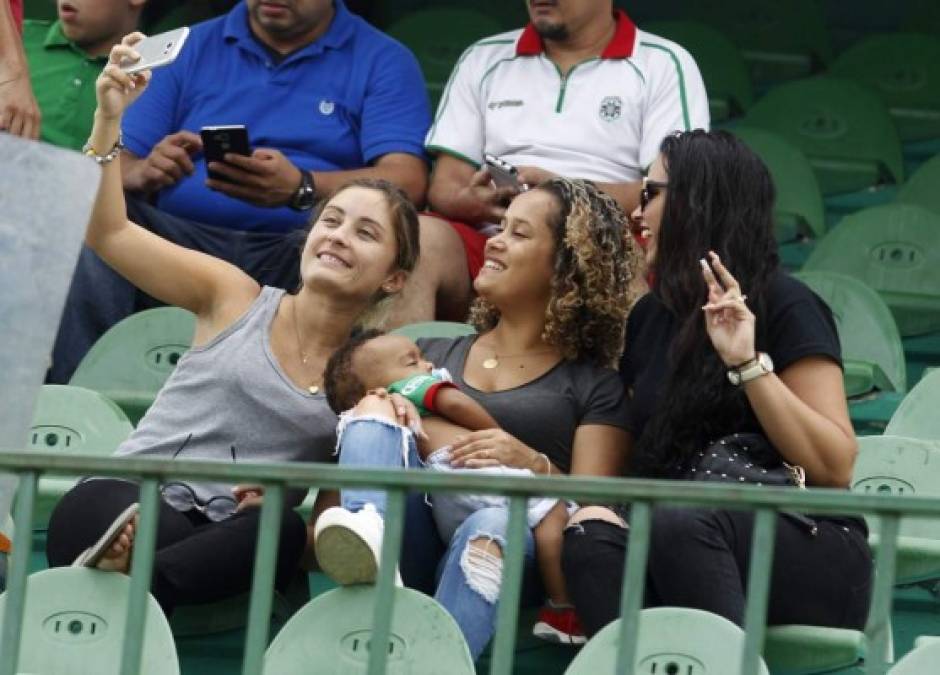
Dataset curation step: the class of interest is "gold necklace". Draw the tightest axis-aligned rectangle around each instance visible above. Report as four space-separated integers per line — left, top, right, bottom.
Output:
480 344 558 370
291 296 321 394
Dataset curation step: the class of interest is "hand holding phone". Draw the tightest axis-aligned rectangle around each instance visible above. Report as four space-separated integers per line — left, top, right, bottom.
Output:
484 153 527 192
200 125 253 182
119 27 190 74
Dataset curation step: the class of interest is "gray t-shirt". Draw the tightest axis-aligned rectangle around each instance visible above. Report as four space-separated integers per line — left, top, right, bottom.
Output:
114 287 337 512
419 336 629 474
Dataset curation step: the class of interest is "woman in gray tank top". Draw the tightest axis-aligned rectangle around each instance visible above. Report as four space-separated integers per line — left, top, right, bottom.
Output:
313 178 644 658
45 47 421 613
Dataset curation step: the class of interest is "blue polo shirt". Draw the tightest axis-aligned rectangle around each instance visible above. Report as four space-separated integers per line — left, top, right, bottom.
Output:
122 1 430 233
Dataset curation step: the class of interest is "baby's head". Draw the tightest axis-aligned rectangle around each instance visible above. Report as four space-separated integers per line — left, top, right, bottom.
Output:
323 330 434 414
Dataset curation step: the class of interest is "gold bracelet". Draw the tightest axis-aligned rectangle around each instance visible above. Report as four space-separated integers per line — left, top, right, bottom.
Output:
82 133 124 165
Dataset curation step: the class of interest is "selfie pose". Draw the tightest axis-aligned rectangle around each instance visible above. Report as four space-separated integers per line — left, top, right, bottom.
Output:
48 0 431 383
562 130 873 636
45 34 421 614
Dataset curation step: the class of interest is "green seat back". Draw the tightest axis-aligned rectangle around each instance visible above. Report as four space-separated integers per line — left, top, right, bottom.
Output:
743 77 904 195
385 9 504 97
733 127 826 241
830 33 940 143
853 435 940 584
764 624 865 674
642 21 753 121
23 0 57 21
901 0 940 38
70 307 196 424
29 385 134 527
795 272 906 396
0 567 178 674
373 0 525 31
391 321 477 341
263 586 474 674
684 0 831 84
565 606 769 674
889 639 940 674
802 204 940 336
898 154 940 218
886 370 940 441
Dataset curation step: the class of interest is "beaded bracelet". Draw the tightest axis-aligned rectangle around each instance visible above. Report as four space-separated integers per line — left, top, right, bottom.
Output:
82 133 124 165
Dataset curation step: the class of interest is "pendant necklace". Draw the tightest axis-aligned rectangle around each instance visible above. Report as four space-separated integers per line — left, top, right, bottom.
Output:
481 344 558 370
291 297 321 394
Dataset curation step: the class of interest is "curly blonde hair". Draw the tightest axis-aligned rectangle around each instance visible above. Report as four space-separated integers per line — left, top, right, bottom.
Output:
469 178 643 367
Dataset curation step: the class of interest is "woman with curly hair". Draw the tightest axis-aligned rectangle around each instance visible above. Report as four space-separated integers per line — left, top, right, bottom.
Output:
562 130 872 637
312 177 643 658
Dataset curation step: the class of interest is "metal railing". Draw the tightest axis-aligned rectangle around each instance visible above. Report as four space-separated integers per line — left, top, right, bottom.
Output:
0 449 930 675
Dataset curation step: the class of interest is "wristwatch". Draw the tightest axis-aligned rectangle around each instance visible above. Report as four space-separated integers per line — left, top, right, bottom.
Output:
727 352 774 386
288 169 317 211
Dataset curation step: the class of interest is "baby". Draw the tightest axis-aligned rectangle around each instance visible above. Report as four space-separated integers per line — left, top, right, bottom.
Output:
323 330 584 644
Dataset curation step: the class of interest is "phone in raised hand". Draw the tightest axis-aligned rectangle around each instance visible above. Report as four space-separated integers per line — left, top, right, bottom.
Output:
119 27 190 75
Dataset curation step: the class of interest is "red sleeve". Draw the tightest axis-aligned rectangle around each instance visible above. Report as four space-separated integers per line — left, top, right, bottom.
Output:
11 0 23 32
423 380 458 414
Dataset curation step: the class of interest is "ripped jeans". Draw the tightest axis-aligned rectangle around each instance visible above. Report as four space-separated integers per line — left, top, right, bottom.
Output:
338 416 539 659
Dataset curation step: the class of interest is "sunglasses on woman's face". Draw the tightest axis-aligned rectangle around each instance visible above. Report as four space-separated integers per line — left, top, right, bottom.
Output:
640 178 669 212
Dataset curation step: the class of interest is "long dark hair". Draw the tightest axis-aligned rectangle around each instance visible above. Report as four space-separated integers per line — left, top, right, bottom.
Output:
633 130 779 477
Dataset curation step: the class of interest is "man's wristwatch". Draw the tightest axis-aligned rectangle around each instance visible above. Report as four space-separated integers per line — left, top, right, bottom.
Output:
727 352 774 386
288 169 317 211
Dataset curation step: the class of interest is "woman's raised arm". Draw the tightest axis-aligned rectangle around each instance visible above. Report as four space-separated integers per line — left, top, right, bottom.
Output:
84 35 257 322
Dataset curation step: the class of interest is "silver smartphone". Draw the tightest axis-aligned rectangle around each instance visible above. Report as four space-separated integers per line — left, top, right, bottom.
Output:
484 153 524 191
120 27 190 75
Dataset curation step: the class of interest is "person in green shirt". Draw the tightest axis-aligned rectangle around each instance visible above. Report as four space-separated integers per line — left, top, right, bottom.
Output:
22 0 146 150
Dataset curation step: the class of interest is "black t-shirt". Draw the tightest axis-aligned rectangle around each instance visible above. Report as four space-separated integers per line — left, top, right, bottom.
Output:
419 335 630 474
622 271 841 447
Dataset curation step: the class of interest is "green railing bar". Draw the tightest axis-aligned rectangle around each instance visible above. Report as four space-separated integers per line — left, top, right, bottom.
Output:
2 452 940 518
242 482 285 675
0 471 36 675
865 515 900 675
615 502 652 674
740 508 777 674
120 479 160 675
489 496 528 675
367 490 406 675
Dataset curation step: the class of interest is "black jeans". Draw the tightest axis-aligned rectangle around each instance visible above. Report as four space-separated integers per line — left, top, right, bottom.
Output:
46 479 308 614
561 506 874 638
47 196 304 383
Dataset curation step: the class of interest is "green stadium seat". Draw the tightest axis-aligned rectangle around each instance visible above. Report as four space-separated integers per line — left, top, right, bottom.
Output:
683 0 832 84
391 321 477 341
889 638 940 674
795 272 907 397
898 154 940 218
28 385 134 527
642 21 754 122
373 0 526 32
743 77 904 197
764 624 866 675
885 370 940 441
802 204 940 336
142 1 217 34
830 33 940 144
0 567 179 674
263 585 474 674
69 306 195 424
385 9 504 111
853 435 940 585
566 606 770 674
732 127 826 245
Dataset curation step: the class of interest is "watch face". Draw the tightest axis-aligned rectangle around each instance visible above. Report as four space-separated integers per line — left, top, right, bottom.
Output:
759 352 774 372
727 370 741 386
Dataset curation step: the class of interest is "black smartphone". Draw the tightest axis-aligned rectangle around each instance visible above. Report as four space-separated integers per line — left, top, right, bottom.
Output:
200 125 252 182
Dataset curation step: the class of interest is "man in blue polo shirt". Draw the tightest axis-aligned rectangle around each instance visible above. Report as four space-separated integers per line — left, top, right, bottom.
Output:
49 0 431 383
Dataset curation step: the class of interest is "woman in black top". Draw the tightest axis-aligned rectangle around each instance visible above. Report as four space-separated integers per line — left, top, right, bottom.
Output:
561 130 873 636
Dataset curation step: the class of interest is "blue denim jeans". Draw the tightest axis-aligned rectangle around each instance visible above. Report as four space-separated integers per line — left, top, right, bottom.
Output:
337 416 541 659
